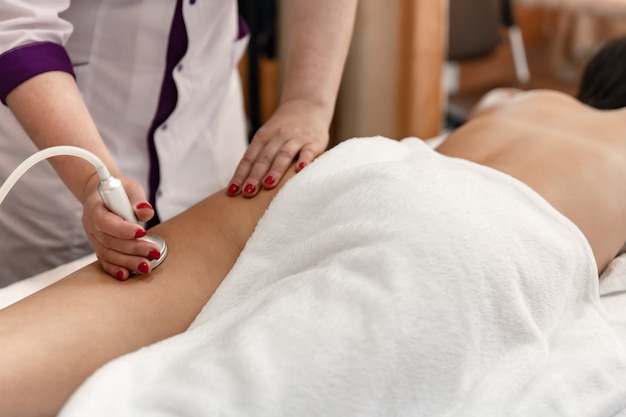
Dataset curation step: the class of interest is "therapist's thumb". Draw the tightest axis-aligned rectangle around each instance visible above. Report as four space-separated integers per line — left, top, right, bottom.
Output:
123 180 154 223
134 200 155 223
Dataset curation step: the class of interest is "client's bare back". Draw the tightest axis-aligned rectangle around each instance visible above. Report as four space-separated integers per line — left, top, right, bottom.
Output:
437 90 626 272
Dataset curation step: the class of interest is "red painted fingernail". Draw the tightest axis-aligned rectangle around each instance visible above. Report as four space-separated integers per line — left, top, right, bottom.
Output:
244 184 257 194
116 270 125 280
137 202 153 210
138 262 149 274
298 162 307 170
227 183 240 195
148 249 161 261
263 175 275 186
135 229 147 239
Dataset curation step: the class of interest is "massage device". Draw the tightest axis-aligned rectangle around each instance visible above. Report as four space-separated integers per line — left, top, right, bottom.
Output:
0 145 168 273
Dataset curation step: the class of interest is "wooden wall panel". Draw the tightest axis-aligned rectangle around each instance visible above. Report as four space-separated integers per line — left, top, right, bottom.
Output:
401 0 449 140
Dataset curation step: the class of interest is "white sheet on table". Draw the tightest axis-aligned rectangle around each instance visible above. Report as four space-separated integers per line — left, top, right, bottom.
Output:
0 254 95 309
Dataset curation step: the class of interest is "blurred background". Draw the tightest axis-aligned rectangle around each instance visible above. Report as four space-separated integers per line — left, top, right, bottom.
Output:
238 0 626 145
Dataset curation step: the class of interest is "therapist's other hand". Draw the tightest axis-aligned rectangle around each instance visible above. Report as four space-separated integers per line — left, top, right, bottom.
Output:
81 175 158 280
227 99 330 197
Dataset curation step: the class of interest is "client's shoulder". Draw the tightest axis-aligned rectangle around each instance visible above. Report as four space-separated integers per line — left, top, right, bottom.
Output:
498 89 582 110
469 88 582 120
474 89 611 128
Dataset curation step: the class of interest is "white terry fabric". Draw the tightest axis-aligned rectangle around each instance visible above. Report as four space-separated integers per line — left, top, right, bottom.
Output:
54 136 626 416
599 256 626 354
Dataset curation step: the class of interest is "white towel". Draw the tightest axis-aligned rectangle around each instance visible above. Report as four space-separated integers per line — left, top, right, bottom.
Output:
60 137 626 416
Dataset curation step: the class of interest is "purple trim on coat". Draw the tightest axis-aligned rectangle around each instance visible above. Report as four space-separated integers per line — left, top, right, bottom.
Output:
238 15 250 40
146 4 248 227
146 0 188 227
0 41 75 105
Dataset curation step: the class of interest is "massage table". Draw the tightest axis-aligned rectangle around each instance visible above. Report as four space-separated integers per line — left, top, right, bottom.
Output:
2 135 626 416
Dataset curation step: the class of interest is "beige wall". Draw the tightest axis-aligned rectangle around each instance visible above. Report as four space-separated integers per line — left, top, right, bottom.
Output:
332 1 404 142
333 0 448 144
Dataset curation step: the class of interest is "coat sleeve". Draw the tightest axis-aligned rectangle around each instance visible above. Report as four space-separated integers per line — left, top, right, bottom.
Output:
0 0 74 104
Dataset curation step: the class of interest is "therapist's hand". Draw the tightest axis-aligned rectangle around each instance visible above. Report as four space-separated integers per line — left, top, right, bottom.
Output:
80 175 159 280
226 99 330 197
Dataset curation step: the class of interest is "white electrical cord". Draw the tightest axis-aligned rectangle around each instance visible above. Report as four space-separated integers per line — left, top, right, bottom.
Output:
0 145 138 223
0 146 112 206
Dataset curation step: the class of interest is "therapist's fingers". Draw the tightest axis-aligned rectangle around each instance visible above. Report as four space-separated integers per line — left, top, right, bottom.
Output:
88 241 155 280
228 132 327 197
122 178 155 223
84 199 146 241
87 231 161 280
294 142 325 173
134 201 155 223
227 139 265 196
248 139 303 195
81 177 159 279
83 197 158 279
227 99 331 197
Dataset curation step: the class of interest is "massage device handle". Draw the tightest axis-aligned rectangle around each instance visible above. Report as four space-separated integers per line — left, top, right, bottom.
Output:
98 176 138 223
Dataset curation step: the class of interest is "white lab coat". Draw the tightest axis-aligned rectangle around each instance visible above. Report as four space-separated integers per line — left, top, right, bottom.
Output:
0 0 248 283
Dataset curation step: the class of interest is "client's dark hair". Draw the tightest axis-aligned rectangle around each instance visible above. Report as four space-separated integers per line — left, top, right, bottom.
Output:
577 35 626 110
